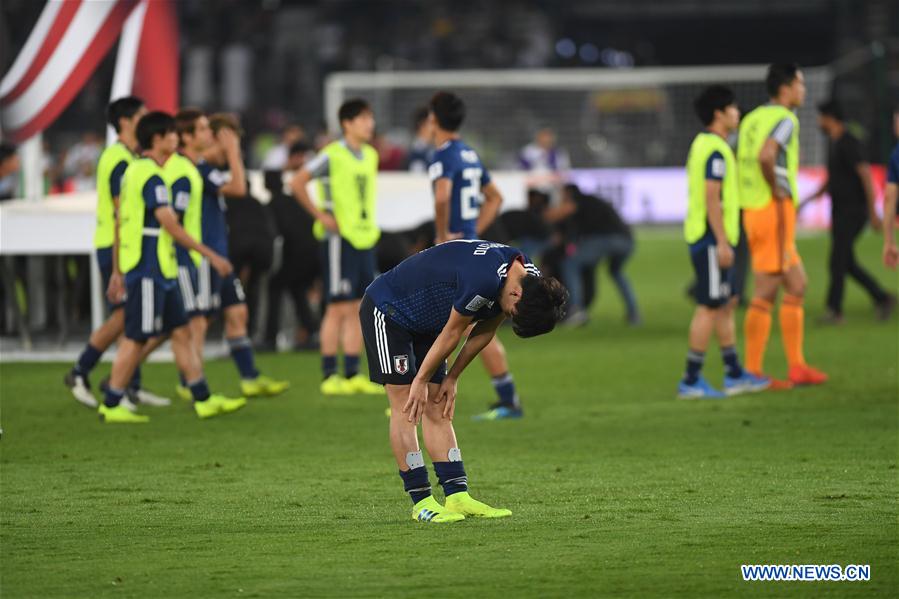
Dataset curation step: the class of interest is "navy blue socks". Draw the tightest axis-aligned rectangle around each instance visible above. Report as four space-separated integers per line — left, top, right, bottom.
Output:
491 372 518 408
684 349 704 384
187 377 211 402
721 346 744 378
74 344 103 376
399 467 432 504
227 336 259 380
322 355 337 379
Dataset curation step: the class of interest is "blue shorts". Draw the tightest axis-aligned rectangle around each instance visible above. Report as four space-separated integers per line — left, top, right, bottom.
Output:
360 294 446 386
176 262 208 318
320 235 376 303
123 275 188 342
197 258 246 314
689 240 734 308
96 247 124 311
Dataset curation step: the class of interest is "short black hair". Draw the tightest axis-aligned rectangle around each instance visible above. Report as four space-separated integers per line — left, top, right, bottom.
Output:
511 275 568 338
0 142 17 163
338 99 371 127
562 183 581 199
106 96 144 132
136 111 176 151
817 99 844 121
175 107 204 140
429 91 466 131
766 63 801 97
694 85 736 126
288 140 311 156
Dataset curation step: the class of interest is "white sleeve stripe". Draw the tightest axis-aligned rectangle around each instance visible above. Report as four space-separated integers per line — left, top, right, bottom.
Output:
770 119 794 146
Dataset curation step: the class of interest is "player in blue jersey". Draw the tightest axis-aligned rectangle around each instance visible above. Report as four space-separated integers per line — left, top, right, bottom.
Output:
426 91 525 421
65 96 171 411
170 111 289 400
360 240 567 522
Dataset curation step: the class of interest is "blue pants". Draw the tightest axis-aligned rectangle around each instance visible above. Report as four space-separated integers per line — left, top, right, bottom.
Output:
561 234 638 318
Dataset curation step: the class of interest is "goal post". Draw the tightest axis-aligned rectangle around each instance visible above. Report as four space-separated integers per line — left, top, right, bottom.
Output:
324 65 832 169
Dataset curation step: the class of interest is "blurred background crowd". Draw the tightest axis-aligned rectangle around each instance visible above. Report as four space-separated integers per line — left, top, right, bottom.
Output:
0 0 897 351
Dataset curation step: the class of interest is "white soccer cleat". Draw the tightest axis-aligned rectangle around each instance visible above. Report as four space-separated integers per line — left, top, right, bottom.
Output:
134 389 172 407
64 371 98 408
120 395 139 413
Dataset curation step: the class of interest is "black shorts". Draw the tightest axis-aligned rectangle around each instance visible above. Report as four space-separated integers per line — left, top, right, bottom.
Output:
360 294 446 386
123 275 188 342
689 242 734 308
320 235 376 303
199 257 246 314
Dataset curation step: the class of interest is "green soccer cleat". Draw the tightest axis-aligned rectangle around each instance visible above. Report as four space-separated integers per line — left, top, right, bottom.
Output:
444 492 512 519
241 375 290 398
411 496 465 524
320 374 351 396
175 384 193 402
345 374 386 395
98 404 149 424
193 394 247 419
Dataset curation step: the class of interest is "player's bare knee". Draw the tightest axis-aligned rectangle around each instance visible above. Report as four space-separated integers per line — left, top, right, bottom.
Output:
225 304 247 328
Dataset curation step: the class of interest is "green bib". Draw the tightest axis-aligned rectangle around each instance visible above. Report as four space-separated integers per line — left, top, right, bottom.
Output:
119 158 177 279
685 132 740 246
163 153 204 266
737 105 799 209
314 141 381 249
94 142 135 249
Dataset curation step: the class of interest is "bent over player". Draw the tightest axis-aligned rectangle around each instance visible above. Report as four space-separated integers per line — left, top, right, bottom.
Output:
360 240 567 523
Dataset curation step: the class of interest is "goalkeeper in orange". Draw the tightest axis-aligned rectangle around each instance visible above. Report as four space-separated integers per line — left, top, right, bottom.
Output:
737 63 827 387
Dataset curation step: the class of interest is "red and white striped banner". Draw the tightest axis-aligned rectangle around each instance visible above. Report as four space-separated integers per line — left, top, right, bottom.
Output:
0 0 179 143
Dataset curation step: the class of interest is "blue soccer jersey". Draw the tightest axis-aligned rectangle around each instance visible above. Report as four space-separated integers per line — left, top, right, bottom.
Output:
428 139 492 239
366 240 540 335
196 160 230 256
169 173 194 267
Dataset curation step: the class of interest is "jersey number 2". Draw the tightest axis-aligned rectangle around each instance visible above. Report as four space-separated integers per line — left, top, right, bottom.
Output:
460 168 482 221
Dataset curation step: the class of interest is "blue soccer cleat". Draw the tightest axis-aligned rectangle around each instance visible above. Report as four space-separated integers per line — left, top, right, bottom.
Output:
473 403 523 421
677 377 726 400
723 371 771 396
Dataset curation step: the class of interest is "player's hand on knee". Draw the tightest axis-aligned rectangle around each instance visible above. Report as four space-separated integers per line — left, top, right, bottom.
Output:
403 379 428 424
435 377 457 420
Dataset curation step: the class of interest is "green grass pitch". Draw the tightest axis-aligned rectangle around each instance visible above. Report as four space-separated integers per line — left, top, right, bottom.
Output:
1 230 896 597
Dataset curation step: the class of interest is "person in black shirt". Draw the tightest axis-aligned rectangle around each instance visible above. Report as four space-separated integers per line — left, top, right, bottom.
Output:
262 141 321 350
547 184 640 326
804 100 894 323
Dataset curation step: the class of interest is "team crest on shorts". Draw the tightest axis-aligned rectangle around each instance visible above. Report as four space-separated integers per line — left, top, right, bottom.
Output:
393 355 409 375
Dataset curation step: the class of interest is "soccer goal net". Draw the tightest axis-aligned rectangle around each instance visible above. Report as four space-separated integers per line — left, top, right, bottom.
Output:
324 65 832 169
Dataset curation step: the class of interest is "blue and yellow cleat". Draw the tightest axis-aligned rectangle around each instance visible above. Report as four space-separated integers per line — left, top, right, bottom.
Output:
241 375 290 398
472 403 523 421
194 394 247 419
411 496 465 524
677 376 726 400
723 371 770 396
445 492 512 519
